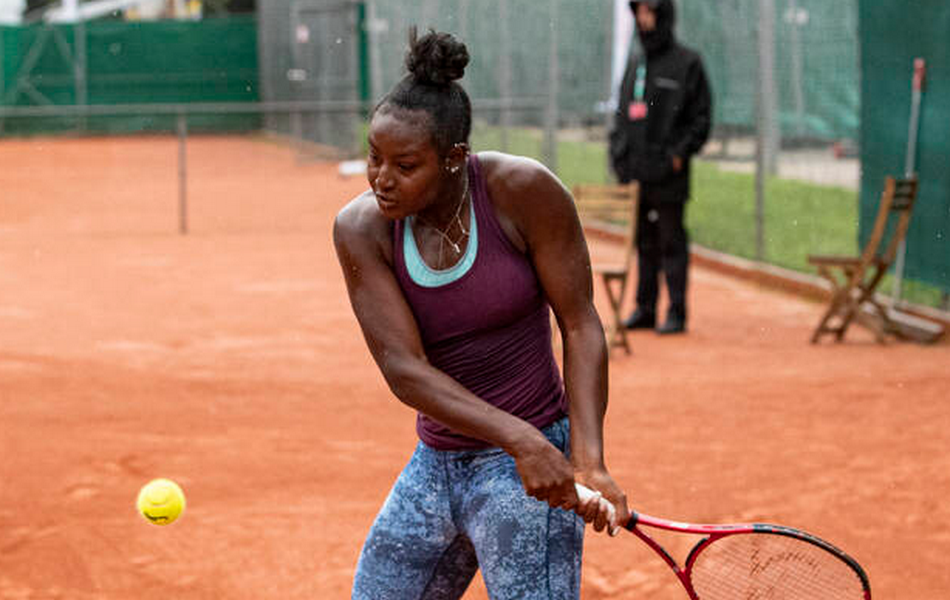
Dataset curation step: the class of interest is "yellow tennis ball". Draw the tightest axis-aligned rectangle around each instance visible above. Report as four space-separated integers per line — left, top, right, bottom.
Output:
137 478 185 526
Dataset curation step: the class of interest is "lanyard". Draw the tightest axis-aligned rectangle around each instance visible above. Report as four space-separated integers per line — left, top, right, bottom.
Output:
633 63 646 102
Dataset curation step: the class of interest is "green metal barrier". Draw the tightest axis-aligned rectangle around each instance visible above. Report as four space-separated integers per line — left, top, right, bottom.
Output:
1 16 259 135
859 1 950 295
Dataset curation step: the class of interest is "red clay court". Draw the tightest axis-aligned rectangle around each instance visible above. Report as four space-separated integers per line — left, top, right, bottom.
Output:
2 135 948 599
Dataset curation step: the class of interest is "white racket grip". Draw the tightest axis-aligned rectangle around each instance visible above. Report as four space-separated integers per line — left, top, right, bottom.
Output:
574 483 620 536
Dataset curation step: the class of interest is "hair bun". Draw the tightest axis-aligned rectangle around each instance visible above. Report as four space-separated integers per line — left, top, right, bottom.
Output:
405 27 469 87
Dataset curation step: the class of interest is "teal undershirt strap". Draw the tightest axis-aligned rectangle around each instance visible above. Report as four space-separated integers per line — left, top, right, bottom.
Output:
404 206 478 288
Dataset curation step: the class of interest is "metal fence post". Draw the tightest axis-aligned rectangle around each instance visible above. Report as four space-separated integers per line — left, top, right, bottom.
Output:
366 0 384 108
74 21 87 132
755 0 779 261
543 0 559 173
787 0 806 137
892 57 927 306
498 0 511 152
177 112 188 235
0 28 5 136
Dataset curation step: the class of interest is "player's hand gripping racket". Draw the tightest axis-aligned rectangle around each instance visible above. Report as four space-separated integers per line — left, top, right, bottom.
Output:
575 484 871 600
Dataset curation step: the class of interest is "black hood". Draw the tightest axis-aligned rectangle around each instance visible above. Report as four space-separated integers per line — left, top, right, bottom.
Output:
630 0 675 56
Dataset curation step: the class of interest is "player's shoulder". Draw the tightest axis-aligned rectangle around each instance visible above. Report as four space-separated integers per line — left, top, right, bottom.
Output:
333 189 389 248
476 151 572 225
477 151 562 198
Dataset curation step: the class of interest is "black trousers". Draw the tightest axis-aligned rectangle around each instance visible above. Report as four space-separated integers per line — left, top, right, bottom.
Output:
634 192 689 321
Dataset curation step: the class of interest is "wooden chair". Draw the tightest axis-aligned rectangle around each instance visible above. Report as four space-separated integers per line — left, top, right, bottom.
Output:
572 182 640 354
807 176 918 343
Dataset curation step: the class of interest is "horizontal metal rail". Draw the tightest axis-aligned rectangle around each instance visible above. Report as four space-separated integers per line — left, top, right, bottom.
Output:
0 98 547 118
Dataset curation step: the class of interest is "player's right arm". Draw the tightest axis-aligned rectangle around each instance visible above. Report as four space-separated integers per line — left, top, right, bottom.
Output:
332 193 578 507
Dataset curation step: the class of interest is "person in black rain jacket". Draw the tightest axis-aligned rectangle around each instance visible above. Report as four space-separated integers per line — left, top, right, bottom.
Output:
609 0 711 334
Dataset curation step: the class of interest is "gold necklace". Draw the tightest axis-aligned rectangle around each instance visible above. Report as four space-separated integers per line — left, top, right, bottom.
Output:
418 183 471 265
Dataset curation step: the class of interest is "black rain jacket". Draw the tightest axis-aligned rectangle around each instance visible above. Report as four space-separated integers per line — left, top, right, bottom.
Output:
609 0 712 202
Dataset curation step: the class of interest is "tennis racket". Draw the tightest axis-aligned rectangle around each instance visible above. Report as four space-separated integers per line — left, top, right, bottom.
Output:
575 484 871 600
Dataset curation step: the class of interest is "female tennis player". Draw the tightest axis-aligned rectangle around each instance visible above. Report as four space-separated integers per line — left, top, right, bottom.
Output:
333 27 629 599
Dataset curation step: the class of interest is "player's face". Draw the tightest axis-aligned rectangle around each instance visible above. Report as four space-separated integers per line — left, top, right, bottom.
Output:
366 108 443 220
635 4 657 31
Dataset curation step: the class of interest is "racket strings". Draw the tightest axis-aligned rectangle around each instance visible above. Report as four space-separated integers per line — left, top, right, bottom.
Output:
690 532 866 600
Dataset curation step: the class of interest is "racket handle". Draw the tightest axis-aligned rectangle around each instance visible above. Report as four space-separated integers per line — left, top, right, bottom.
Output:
574 483 620 536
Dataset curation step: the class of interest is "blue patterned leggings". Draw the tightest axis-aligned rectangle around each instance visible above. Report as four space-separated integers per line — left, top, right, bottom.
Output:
351 417 584 600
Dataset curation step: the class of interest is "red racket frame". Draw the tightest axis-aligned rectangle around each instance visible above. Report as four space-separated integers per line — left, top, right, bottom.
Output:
623 510 872 600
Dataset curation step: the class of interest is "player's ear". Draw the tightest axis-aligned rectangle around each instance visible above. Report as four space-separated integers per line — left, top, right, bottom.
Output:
444 142 469 174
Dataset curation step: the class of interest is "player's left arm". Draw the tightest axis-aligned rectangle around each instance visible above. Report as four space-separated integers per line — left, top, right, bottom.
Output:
482 151 630 533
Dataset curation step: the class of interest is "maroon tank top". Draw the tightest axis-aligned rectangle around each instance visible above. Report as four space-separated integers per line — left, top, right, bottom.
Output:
393 154 567 450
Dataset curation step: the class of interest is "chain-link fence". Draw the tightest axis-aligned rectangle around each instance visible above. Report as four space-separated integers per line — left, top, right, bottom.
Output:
2 0 946 309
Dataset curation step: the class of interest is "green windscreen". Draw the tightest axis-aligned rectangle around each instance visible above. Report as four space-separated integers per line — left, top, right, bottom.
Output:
1 16 259 134
858 1 950 293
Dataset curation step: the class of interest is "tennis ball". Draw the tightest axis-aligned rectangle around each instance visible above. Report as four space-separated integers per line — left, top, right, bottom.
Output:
136 478 185 526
